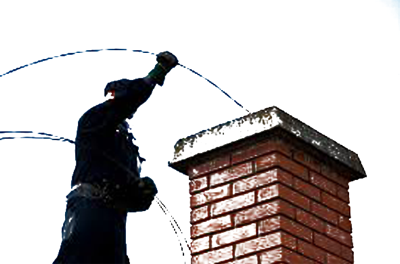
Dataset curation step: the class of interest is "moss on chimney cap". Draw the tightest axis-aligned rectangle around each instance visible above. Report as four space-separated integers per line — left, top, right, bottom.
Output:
169 106 366 180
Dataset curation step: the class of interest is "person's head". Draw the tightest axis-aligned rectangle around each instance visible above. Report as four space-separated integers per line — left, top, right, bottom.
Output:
105 90 115 100
104 79 136 119
105 90 116 100
104 79 130 98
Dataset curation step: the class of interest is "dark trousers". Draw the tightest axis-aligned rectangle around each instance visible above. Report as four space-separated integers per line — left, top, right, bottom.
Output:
53 196 129 264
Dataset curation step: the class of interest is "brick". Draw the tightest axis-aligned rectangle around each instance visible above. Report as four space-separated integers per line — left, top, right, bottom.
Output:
192 245 233 264
310 171 337 195
338 215 352 233
212 223 256 248
191 205 209 223
293 149 321 173
255 152 309 181
259 215 313 243
235 200 296 226
258 184 311 211
325 224 353 247
224 254 258 264
211 192 255 217
191 215 232 239
211 162 253 187
232 139 292 164
232 144 259 164
314 232 342 256
311 201 339 225
258 215 280 234
336 176 350 189
233 168 294 195
189 155 231 178
191 184 231 208
336 185 350 203
293 177 321 202
191 236 210 254
327 253 352 264
257 184 279 202
259 168 294 187
340 244 354 262
235 231 297 257
296 209 326 233
269 139 293 157
320 164 349 188
233 174 259 195
259 247 315 264
322 192 351 217
338 171 353 186
298 239 327 263
279 184 310 210
278 185 311 212
190 176 208 194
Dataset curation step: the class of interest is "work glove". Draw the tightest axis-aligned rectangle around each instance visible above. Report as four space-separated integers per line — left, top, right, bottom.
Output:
156 51 179 72
132 176 158 212
111 176 158 212
147 51 178 86
135 176 158 210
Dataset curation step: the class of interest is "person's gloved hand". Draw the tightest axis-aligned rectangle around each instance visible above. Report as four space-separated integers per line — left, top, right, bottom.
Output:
147 51 179 86
107 176 158 212
156 51 179 71
131 176 158 212
118 176 158 212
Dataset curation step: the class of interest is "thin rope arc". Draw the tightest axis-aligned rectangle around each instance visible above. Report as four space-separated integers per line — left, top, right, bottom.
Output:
0 49 156 77
0 132 192 263
178 63 250 113
0 48 250 114
0 131 191 244
0 48 251 261
155 196 191 260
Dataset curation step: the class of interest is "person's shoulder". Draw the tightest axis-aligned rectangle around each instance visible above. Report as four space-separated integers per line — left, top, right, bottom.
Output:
78 100 113 128
110 78 142 89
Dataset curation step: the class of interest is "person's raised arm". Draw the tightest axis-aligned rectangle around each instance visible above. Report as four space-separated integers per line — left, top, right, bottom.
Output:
78 51 179 135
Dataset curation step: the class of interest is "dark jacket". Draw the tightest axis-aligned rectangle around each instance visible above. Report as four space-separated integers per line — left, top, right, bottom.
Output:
71 78 156 189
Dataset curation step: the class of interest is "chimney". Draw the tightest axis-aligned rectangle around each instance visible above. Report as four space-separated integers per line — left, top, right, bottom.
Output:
169 106 366 264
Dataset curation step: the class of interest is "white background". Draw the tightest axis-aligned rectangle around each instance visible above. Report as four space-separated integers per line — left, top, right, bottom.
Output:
0 1 399 263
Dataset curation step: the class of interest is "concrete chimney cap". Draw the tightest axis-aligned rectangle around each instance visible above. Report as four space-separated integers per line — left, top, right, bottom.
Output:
170 106 366 179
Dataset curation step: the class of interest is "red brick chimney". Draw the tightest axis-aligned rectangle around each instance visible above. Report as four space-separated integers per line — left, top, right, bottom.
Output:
169 106 366 264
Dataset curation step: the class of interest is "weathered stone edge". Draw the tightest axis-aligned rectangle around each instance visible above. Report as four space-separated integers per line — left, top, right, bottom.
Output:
170 106 366 178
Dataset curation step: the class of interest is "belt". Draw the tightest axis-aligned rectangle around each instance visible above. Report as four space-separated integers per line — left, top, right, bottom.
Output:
67 180 121 202
62 181 126 242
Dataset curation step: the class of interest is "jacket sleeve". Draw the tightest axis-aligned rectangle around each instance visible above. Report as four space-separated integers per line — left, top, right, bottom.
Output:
78 78 156 134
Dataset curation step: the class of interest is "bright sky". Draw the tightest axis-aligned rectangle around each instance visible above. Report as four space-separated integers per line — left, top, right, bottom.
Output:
1 1 399 263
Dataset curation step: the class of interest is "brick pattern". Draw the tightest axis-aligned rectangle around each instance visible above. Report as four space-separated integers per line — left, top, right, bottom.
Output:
232 139 292 164
235 231 297 257
188 138 354 263
212 223 257 248
260 247 317 264
189 155 231 178
192 245 233 264
259 215 313 243
224 255 258 264
211 162 253 187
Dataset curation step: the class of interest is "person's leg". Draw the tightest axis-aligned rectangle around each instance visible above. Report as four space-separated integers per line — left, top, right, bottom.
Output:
53 197 128 264
53 200 76 264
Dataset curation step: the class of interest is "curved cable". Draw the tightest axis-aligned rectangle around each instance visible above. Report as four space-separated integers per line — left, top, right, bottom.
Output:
0 48 250 113
0 131 192 263
0 48 253 263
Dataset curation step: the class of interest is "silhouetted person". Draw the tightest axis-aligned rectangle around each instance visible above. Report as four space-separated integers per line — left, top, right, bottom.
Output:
52 51 179 264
